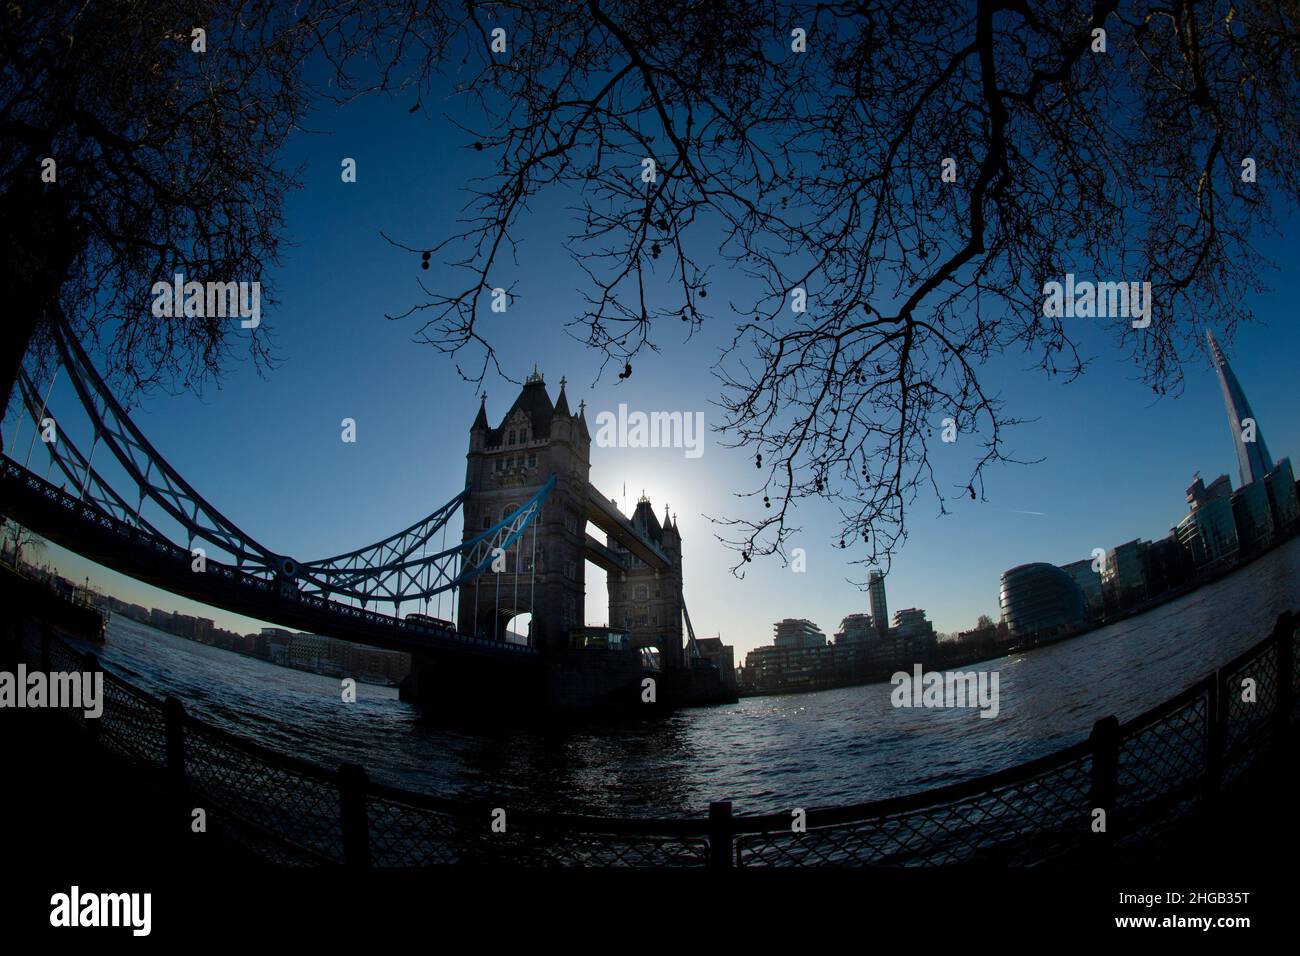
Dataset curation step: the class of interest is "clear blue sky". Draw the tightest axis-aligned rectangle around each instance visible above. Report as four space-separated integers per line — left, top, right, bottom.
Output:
7 87 1299 661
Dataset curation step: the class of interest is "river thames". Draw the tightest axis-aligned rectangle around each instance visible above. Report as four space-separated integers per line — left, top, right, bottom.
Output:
75 536 1299 817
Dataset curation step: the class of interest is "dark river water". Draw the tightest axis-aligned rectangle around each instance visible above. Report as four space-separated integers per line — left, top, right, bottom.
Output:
75 536 1299 818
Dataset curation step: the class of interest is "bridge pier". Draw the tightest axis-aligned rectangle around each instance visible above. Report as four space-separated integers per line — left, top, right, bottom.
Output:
400 647 735 715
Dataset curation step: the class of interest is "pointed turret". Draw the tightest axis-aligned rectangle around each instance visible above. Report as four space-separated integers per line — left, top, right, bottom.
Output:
554 375 571 416
577 399 590 440
471 393 489 432
631 494 664 544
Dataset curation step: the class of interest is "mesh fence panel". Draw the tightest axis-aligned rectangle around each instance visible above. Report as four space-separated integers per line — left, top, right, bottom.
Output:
11 613 1296 867
737 753 1095 866
1113 692 1209 850
182 720 345 864
96 675 168 768
368 795 477 866
1224 644 1277 753
1117 693 1207 809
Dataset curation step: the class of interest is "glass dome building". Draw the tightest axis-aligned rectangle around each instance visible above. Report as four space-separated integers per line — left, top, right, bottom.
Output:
998 563 1087 638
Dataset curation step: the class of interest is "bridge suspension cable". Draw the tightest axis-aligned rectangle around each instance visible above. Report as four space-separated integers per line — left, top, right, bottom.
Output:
296 475 555 610
12 367 164 538
49 312 287 576
21 311 556 612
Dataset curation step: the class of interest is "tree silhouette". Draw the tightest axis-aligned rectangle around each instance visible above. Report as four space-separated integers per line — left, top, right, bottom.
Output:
2 520 47 568
6 2 1297 580
0 1 326 420
335 1 1299 574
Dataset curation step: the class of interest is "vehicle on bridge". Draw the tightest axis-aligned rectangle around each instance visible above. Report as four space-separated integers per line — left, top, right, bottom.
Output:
405 612 455 631
568 626 631 651
568 627 661 671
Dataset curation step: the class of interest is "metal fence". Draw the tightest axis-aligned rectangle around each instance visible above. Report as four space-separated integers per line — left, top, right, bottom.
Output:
11 609 1297 866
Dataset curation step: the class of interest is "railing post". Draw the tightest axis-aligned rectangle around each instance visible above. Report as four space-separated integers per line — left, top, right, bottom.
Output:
162 696 187 786
338 762 371 868
80 651 102 744
1088 715 1120 857
708 800 734 868
162 695 191 835
1274 611 1295 735
1204 674 1223 806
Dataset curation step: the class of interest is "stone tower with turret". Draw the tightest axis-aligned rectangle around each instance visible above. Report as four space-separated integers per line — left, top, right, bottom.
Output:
605 496 684 670
459 369 590 654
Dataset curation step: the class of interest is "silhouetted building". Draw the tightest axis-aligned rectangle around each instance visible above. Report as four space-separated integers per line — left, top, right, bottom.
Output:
693 636 736 690
891 608 938 658
999 563 1087 639
1207 329 1273 487
834 613 875 645
1178 473 1239 571
1231 480 1274 553
773 618 827 648
1060 558 1105 620
1103 539 1150 611
608 496 684 661
1265 458 1300 532
867 571 888 638
1144 532 1195 597
462 368 592 653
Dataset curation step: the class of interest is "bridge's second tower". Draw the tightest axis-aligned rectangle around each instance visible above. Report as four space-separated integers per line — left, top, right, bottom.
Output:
459 369 590 654
606 497 684 670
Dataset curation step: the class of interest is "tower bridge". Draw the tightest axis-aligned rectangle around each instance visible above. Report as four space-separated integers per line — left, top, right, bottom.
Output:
0 314 733 712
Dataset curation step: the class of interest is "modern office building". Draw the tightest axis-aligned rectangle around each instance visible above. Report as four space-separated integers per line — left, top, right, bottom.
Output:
891 608 938 657
1231 479 1275 552
1265 458 1300 532
742 642 826 688
998 562 1087 639
1060 558 1104 619
891 608 933 639
1103 539 1150 610
1144 532 1196 597
867 571 889 638
740 605 938 690
1207 329 1274 488
834 613 875 645
1178 473 1240 571
773 618 827 648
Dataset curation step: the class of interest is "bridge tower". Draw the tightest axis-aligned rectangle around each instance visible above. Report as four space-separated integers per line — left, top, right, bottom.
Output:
606 497 685 670
459 369 590 654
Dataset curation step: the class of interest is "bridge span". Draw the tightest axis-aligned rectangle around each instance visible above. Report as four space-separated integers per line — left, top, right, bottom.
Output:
1 312 734 711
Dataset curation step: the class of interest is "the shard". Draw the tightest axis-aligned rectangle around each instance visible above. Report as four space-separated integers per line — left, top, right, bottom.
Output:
1207 329 1273 487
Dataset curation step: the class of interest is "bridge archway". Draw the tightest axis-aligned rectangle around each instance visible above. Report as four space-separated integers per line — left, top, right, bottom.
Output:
504 611 532 646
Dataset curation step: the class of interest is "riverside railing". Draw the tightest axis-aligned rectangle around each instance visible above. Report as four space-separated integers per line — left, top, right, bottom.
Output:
11 609 1297 866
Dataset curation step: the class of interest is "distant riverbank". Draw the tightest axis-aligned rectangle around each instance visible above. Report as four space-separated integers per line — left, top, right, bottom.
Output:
739 526 1300 698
